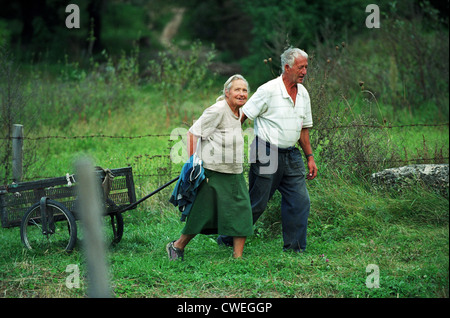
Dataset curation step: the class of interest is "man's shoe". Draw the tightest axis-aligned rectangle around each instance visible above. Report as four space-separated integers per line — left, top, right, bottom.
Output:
217 235 233 247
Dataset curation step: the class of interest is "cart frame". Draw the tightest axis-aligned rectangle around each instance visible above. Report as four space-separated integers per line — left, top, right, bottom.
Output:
0 167 137 252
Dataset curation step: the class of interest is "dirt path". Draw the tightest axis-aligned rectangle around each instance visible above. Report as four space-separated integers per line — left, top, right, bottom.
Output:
160 7 185 47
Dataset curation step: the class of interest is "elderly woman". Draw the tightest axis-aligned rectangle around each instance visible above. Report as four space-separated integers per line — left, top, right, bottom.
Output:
167 74 253 260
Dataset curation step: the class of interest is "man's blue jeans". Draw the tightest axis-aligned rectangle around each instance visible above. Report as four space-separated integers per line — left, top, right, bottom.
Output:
220 139 311 252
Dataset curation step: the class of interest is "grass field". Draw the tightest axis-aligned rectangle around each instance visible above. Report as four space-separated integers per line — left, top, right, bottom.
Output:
0 0 448 304
1 80 448 299
0 40 449 300
0 175 448 298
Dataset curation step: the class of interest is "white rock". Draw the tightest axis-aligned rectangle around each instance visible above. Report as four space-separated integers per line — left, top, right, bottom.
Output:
371 164 449 194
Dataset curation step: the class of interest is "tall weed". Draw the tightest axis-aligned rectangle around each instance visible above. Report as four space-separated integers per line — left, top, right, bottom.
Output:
0 46 42 184
147 40 216 126
30 48 140 130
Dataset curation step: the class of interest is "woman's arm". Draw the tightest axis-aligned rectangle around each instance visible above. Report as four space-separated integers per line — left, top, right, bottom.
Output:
187 131 198 157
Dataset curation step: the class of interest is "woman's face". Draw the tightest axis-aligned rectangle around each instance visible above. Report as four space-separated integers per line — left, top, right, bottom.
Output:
225 79 248 108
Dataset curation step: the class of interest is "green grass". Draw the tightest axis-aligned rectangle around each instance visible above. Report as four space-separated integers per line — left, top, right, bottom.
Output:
0 60 448 299
1 169 448 298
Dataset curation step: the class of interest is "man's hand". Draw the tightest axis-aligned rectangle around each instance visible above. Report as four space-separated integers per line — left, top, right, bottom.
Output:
299 128 317 180
306 157 317 180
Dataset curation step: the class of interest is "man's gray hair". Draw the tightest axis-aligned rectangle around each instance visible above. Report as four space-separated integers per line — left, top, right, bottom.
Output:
216 74 250 101
280 47 308 74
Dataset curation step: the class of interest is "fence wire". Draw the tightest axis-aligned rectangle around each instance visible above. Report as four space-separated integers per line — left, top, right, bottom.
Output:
1 122 448 190
1 123 448 141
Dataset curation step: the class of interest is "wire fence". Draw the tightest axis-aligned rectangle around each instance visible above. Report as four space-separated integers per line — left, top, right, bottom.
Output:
1 123 448 141
1 122 448 189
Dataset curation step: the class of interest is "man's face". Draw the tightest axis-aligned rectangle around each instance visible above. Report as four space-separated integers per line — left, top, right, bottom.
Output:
284 56 308 85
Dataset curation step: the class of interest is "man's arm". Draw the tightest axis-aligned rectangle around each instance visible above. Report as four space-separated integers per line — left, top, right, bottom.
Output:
298 128 317 180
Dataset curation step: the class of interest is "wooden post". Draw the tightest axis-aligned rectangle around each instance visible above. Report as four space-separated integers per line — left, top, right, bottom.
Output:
12 124 23 182
75 158 111 298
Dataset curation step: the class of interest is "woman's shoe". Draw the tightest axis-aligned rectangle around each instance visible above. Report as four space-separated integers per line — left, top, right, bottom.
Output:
166 241 184 261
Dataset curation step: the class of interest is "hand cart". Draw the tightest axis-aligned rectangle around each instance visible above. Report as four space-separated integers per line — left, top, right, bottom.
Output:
0 167 178 253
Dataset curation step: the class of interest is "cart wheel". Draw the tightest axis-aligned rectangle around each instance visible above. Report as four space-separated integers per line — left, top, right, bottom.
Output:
108 212 124 244
20 199 77 253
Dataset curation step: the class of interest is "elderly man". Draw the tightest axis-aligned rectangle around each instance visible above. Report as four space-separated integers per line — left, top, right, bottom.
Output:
218 47 317 252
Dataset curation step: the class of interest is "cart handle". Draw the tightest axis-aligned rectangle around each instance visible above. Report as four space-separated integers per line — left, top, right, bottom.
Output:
117 176 179 214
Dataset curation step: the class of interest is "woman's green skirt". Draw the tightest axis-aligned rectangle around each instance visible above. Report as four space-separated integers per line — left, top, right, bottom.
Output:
181 169 253 237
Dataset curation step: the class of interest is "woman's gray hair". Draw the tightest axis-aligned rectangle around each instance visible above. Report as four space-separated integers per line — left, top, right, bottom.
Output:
280 47 308 73
216 74 249 101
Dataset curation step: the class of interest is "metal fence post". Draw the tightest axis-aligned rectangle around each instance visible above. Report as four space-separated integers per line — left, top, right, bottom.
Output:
12 124 23 182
